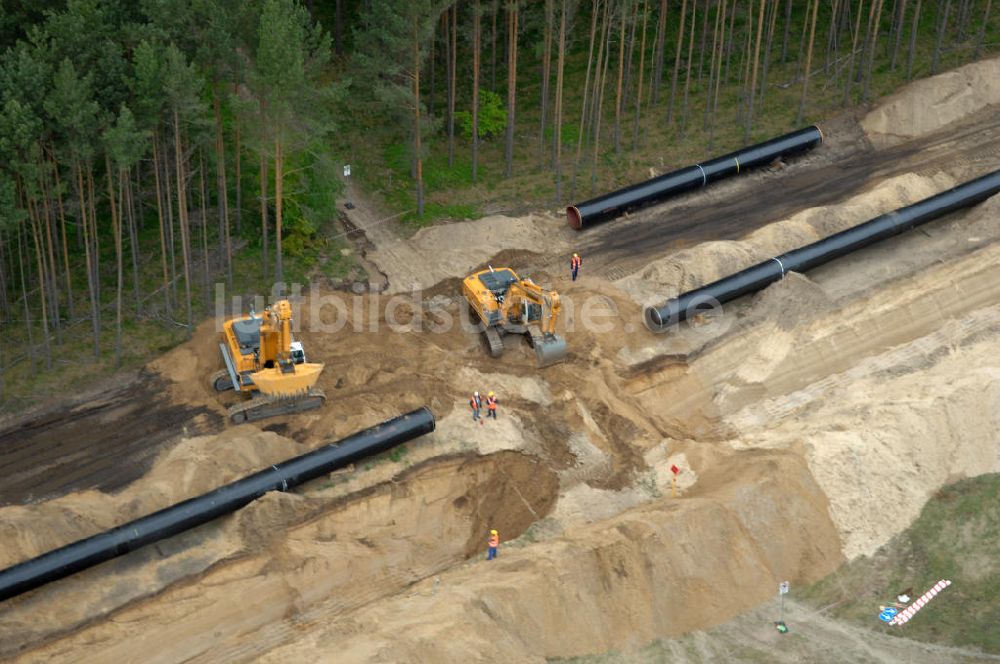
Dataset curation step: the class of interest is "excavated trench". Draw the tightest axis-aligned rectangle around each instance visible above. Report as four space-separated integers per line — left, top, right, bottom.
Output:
0 450 557 661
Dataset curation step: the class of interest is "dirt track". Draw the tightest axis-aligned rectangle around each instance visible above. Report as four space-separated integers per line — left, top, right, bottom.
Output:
576 107 1000 281
1 56 1000 663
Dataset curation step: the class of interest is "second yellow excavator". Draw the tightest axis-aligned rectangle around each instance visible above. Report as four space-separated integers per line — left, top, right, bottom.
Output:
462 266 567 367
211 299 326 423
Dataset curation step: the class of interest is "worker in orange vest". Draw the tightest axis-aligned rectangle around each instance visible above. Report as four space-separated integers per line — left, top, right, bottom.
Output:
571 252 582 281
486 391 498 419
470 391 482 422
487 529 500 560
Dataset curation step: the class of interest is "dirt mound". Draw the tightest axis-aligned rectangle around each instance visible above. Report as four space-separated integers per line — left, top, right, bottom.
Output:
862 55 1000 148
618 172 952 308
253 451 842 663
2 451 559 662
0 426 298 569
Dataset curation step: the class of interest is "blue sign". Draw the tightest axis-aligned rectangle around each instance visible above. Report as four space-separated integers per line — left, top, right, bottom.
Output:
878 607 898 623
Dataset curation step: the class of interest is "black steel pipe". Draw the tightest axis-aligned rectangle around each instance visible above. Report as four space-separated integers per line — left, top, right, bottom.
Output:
0 407 436 603
644 169 1000 331
567 125 823 230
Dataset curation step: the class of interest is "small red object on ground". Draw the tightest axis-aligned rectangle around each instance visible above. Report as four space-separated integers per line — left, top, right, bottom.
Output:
670 465 680 475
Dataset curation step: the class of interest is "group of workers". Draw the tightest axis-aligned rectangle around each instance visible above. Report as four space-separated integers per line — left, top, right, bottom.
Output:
469 390 498 423
477 253 582 562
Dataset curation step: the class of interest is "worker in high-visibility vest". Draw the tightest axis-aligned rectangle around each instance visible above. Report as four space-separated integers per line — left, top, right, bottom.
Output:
487 529 500 560
486 391 498 419
470 391 482 421
571 253 582 281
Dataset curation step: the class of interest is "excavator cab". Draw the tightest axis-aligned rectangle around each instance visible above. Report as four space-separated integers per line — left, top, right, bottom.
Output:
462 266 568 368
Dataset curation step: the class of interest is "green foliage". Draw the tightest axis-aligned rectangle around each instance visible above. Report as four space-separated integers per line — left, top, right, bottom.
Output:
455 89 508 140
802 474 1000 653
103 105 147 169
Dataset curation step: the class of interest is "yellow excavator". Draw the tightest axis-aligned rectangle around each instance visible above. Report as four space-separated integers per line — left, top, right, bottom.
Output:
211 299 326 423
462 266 567 367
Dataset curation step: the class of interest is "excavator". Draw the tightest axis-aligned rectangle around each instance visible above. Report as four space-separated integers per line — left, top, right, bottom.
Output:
211 299 326 423
462 266 567 367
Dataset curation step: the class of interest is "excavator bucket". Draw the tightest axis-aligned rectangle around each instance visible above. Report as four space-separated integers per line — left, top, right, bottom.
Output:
533 334 567 368
251 362 325 396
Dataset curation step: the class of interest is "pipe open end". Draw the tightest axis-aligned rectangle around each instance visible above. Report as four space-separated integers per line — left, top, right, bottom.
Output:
643 306 665 332
567 206 583 230
814 124 824 143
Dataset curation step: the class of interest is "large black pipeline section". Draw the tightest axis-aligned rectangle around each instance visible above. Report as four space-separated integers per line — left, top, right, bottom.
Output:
0 407 436 603
644 169 1000 331
566 125 823 229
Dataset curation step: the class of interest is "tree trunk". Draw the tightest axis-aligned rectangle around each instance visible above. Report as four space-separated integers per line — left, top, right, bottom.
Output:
705 0 724 131
591 0 613 192
274 138 285 287
52 160 74 320
843 0 865 104
632 0 649 150
554 0 567 201
975 0 992 57
260 152 269 281
651 0 668 104
540 0 554 165
491 0 498 90
234 92 243 236
668 0 688 123
199 151 211 306
863 0 886 100
38 167 61 344
414 16 425 218
505 0 519 178
931 0 951 74
761 0 780 101
745 0 767 142
890 0 908 69
696 0 710 85
797 0 820 123
614 0 627 154
724 0 737 83
448 6 457 168
709 0 728 148
680 0 697 135
907 0 921 79
213 89 232 290
162 139 178 308
173 109 193 338
85 165 100 321
473 0 481 182
106 156 123 367
17 225 37 369
780 0 793 62
28 197 52 367
573 0 600 198
125 168 141 317
151 134 172 316
74 162 100 359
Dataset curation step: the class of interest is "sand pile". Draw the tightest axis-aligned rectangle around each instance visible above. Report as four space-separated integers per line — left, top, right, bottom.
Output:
862 55 1000 148
617 172 953 307
369 211 571 294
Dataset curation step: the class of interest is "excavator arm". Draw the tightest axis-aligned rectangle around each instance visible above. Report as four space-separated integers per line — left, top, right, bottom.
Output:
505 280 562 337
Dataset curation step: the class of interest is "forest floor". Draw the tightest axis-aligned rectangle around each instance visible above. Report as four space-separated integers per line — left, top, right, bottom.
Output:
0 56 999 663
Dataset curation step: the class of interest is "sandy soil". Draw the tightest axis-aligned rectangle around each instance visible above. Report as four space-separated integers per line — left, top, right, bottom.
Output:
2 57 1000 663
862 54 1000 148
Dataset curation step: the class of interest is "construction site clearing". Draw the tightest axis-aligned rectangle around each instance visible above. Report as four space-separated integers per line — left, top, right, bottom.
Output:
1 56 1000 663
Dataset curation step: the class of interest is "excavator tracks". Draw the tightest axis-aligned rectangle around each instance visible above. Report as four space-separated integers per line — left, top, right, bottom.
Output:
227 388 327 424
210 369 234 392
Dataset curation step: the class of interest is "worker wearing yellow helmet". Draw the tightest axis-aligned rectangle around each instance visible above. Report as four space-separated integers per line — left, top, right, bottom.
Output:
486 391 498 420
487 529 500 560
